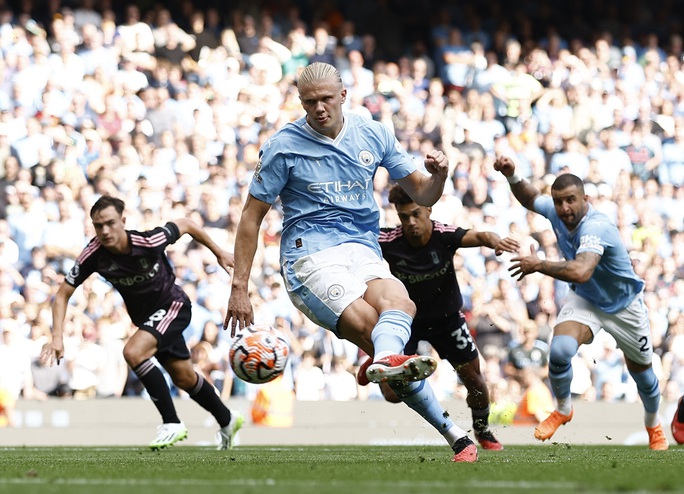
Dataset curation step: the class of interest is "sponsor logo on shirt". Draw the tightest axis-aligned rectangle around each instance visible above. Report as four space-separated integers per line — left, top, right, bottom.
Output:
109 262 161 287
307 178 372 204
392 260 451 284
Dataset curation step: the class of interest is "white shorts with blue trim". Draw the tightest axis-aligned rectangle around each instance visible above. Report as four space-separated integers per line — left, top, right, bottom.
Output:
556 290 652 365
281 243 395 333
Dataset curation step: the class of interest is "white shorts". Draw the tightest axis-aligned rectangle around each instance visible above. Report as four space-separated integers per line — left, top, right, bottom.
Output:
281 243 396 333
556 290 652 365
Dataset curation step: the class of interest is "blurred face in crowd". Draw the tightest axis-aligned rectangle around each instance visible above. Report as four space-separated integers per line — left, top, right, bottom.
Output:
394 201 433 248
298 76 346 139
92 206 129 254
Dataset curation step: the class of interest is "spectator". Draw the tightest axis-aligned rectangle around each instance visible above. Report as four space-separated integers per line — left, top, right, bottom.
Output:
590 128 633 187
66 320 106 399
188 10 221 63
0 219 20 267
6 182 48 265
490 63 544 134
592 336 627 400
0 320 44 402
235 14 260 58
439 28 472 91
549 136 590 178
308 25 336 65
512 367 555 425
294 350 325 401
505 320 550 384
42 198 86 265
325 356 358 401
73 0 102 31
116 5 155 69
10 117 53 170
622 122 660 182
660 117 684 187
469 290 515 350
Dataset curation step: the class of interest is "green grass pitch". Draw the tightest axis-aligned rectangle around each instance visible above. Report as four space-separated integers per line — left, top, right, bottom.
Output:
0 445 681 494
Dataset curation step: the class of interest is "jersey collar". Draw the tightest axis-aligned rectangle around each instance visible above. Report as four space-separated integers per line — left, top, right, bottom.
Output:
302 114 348 146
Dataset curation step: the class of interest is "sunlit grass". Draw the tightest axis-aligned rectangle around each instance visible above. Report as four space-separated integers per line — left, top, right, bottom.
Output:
0 445 681 494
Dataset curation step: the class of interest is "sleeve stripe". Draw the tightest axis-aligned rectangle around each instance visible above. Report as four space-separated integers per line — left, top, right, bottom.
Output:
130 232 167 247
433 222 458 232
378 226 403 242
76 238 102 263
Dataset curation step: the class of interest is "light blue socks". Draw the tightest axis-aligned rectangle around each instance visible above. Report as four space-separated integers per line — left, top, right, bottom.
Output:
371 309 412 361
548 335 579 415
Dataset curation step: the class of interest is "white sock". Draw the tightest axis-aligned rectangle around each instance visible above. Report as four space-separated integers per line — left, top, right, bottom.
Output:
444 424 467 447
645 412 659 429
373 350 393 361
556 396 572 416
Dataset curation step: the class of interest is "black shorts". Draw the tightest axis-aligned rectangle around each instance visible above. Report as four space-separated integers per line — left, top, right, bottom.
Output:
137 300 192 362
405 313 479 366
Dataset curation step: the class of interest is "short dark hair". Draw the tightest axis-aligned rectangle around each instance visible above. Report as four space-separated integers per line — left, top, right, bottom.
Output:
552 173 585 194
387 183 414 205
90 195 125 218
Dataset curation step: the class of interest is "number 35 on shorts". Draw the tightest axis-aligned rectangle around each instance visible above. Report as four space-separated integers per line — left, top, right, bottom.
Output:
451 321 476 352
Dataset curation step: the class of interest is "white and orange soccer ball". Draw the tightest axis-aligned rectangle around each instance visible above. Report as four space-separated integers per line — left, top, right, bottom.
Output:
229 325 290 384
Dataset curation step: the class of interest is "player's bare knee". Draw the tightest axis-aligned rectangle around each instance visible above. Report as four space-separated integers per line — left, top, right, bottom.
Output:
165 367 196 391
174 375 197 391
388 297 416 317
625 359 651 373
164 361 198 390
122 345 143 367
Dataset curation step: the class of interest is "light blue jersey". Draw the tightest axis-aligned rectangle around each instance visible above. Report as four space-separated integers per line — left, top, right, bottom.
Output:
250 113 417 263
534 195 644 313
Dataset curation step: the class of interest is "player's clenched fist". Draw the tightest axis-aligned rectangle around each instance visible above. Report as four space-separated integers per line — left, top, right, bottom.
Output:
424 150 448 179
493 155 516 177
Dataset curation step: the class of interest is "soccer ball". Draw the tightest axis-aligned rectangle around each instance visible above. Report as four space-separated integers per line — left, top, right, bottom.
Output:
229 325 290 384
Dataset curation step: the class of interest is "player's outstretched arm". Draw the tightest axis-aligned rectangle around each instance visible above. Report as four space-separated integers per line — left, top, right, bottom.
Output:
173 217 234 272
224 195 272 336
493 155 541 211
509 246 600 283
461 230 521 256
40 282 76 367
398 149 448 206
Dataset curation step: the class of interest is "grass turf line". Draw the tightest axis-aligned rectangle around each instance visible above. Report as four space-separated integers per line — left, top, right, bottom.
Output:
0 445 681 494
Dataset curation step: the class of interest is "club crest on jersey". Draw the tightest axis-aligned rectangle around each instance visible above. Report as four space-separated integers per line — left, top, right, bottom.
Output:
139 258 149 269
69 264 80 279
358 150 374 166
327 284 345 300
431 251 439 264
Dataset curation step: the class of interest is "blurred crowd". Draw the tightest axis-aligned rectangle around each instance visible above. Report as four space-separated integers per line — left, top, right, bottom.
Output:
1 0 684 427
